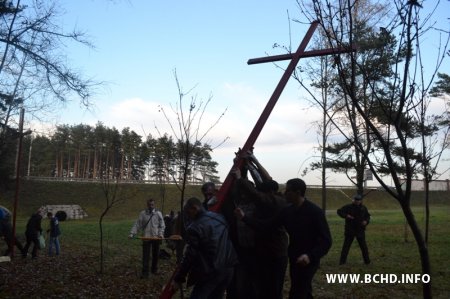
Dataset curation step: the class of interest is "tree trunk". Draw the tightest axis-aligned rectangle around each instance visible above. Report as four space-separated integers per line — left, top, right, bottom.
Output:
99 211 106 274
424 179 430 245
400 202 431 298
67 151 70 177
59 153 63 178
93 149 98 179
120 153 124 180
321 107 327 211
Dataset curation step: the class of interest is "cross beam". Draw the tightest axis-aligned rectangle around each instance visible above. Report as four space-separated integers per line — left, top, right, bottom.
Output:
160 20 356 299
247 45 357 65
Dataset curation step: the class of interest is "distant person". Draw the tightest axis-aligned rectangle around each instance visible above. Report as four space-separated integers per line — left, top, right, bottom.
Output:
201 182 217 209
129 198 165 278
163 210 175 238
236 178 332 299
46 212 61 256
163 210 179 259
337 194 371 265
172 197 238 299
0 206 25 257
22 209 43 259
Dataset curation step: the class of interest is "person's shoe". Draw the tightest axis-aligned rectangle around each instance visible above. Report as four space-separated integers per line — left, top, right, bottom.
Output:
140 273 149 279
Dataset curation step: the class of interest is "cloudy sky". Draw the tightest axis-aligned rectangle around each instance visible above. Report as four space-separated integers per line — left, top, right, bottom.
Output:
28 0 450 186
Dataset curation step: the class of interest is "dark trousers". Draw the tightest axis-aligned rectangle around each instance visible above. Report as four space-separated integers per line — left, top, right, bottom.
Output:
339 233 370 264
289 261 319 299
1 221 24 256
23 234 39 258
142 240 160 276
228 247 258 299
256 255 288 299
191 267 234 299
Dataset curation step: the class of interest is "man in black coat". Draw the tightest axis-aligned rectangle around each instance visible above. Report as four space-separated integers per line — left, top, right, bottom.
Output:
22 209 43 259
337 194 371 265
172 197 238 299
236 178 332 299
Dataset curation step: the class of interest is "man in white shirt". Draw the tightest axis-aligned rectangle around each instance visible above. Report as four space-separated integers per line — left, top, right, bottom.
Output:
129 198 165 278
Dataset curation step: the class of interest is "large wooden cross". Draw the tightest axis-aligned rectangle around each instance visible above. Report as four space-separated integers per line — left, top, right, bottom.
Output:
210 20 356 212
160 20 356 299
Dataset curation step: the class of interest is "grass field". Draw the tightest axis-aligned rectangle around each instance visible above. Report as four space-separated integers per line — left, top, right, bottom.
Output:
1 180 449 298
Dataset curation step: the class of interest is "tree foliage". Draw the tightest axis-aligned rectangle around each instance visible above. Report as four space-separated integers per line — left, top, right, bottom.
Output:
294 0 449 297
21 122 219 183
0 0 100 187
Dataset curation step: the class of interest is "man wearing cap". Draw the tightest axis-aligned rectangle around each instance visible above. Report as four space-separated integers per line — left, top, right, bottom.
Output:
337 194 371 265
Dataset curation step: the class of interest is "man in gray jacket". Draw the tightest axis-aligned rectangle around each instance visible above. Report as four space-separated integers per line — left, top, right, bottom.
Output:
129 198 165 278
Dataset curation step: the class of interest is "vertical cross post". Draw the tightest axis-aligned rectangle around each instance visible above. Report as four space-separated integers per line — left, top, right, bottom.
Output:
210 20 320 212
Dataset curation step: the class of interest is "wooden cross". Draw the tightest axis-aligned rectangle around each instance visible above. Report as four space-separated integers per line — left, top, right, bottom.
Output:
210 20 356 212
160 20 356 299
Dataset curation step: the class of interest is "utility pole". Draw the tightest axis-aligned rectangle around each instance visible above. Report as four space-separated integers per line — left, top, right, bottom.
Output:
11 107 25 257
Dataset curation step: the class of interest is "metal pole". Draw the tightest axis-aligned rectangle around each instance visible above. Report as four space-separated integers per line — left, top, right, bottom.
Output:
11 107 25 257
27 134 32 177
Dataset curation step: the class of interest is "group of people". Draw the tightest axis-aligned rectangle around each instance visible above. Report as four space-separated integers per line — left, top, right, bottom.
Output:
0 207 61 259
129 151 371 299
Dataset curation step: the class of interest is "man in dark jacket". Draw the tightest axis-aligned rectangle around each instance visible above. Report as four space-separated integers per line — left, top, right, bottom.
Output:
22 209 43 259
173 197 238 299
234 165 288 299
337 194 371 265
236 178 332 299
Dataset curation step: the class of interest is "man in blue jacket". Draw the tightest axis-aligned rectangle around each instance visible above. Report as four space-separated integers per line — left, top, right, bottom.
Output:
47 212 61 256
0 206 25 257
172 197 238 299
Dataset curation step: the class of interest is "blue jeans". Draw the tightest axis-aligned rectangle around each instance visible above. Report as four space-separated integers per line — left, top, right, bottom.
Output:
48 236 60 256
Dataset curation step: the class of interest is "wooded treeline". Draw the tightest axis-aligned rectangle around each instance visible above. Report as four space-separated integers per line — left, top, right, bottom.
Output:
20 122 220 183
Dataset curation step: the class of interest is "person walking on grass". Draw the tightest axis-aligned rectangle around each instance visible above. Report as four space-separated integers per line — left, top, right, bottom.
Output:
337 194 371 265
46 212 61 256
22 209 43 259
129 198 165 278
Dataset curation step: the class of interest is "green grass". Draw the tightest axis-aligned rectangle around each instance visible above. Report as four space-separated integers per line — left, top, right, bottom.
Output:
4 207 449 298
316 205 450 298
1 180 449 298
2 179 449 218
